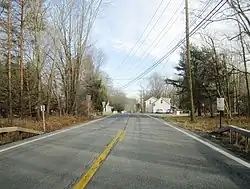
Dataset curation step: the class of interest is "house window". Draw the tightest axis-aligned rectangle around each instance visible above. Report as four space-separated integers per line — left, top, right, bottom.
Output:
149 100 151 104
161 100 163 104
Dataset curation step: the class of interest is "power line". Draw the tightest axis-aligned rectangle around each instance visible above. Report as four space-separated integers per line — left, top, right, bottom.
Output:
112 0 172 73
127 0 184 73
134 0 214 99
128 0 212 74
112 0 164 73
160 0 212 70
120 0 226 90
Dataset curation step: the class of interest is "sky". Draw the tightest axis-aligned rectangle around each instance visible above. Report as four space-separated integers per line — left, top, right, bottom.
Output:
89 0 234 99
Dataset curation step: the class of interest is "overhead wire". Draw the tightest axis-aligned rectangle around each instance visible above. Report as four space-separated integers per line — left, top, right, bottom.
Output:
111 0 164 73
120 0 227 90
127 0 212 74
159 0 213 70
112 0 172 73
127 0 184 73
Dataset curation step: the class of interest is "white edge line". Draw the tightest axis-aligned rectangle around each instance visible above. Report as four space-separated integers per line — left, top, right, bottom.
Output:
148 115 250 169
0 116 110 153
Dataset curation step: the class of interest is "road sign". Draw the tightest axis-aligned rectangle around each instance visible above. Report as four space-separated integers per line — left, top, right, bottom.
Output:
40 105 45 112
217 98 225 111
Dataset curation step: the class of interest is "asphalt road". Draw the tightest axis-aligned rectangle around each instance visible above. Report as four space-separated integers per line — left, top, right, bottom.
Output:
0 114 250 189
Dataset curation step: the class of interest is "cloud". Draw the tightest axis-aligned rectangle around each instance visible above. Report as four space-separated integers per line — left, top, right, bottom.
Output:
111 39 135 54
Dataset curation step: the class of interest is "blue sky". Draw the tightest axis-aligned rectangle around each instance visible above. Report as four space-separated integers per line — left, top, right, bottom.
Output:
89 0 233 99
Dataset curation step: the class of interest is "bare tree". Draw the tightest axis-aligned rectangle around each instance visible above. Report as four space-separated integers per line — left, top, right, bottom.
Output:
52 0 104 115
146 72 166 98
238 23 250 115
19 0 24 118
7 0 12 123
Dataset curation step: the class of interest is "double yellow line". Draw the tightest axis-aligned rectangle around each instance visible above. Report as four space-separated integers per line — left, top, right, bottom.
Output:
73 129 126 189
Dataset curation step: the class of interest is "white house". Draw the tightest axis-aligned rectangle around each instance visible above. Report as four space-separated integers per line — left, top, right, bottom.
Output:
145 97 157 113
152 97 171 113
103 101 113 113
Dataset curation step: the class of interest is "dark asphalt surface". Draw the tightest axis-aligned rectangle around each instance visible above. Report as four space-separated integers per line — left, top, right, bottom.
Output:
0 114 250 189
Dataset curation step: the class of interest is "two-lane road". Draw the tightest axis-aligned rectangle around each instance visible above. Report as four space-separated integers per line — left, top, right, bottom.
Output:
0 114 250 189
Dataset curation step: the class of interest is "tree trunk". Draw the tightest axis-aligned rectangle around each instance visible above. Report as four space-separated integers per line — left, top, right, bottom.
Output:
36 36 41 120
209 97 214 118
46 39 56 116
233 69 237 114
7 0 12 124
223 55 232 119
237 72 241 115
19 0 24 119
197 100 202 116
239 24 250 116
27 78 32 117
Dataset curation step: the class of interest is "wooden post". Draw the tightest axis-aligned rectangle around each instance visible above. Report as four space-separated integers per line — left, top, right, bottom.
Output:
229 130 232 144
185 0 194 121
41 105 46 132
0 133 2 145
235 132 238 145
42 110 45 132
219 111 222 128
245 137 249 153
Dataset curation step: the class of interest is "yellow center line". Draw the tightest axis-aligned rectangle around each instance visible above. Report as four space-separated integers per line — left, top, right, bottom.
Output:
119 131 126 142
73 129 125 189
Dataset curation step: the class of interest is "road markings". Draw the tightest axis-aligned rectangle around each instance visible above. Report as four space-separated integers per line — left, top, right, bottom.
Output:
119 131 126 142
0 116 111 153
149 115 250 169
73 129 124 189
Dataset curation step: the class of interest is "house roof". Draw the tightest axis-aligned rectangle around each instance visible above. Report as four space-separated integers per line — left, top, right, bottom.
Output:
153 97 171 104
162 97 171 103
145 97 157 102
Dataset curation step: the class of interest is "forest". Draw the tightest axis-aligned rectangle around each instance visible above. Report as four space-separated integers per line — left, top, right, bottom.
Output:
142 0 250 120
0 0 129 129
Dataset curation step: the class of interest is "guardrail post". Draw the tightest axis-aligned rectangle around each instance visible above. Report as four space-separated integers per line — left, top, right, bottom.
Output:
229 130 232 144
235 132 238 145
0 133 2 145
245 137 249 153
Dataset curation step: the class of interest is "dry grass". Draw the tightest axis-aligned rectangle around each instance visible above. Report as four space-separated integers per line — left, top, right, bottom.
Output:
0 115 103 132
161 115 250 132
0 115 105 145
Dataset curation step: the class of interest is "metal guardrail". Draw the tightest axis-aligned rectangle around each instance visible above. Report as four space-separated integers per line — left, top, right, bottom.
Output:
0 127 43 145
217 125 250 153
0 127 43 135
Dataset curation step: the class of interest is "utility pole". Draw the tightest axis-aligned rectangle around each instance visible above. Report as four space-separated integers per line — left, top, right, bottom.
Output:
185 0 194 121
140 90 143 113
142 90 144 113
140 84 145 113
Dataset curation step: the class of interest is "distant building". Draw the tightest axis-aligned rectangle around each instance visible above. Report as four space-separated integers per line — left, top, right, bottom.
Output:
145 97 157 113
103 101 113 113
153 97 171 113
145 96 171 113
